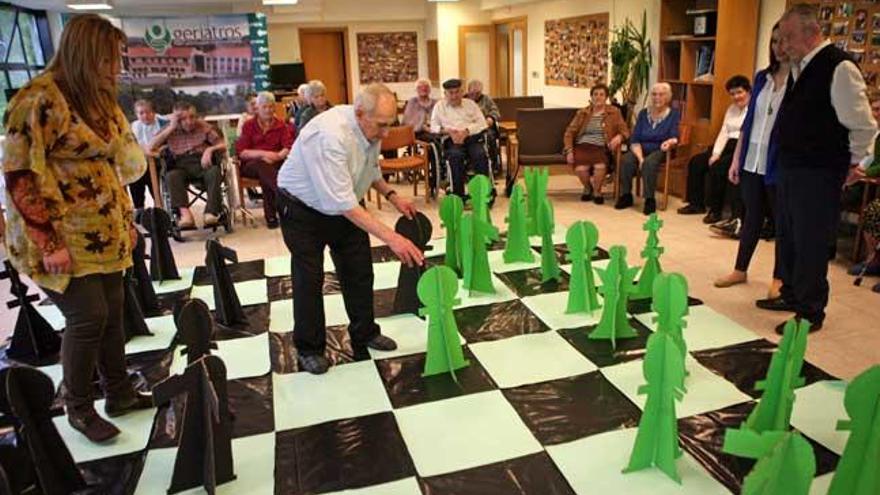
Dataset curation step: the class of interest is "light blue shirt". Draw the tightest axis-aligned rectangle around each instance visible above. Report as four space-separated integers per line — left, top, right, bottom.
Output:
278 105 381 215
131 116 168 147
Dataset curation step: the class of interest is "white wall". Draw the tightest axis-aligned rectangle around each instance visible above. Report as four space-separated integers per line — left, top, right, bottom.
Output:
436 0 493 83
756 0 787 71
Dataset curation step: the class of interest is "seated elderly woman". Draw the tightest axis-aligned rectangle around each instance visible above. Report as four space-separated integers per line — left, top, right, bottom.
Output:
295 80 331 130
237 91 295 229
615 82 681 215
563 83 629 204
402 79 437 136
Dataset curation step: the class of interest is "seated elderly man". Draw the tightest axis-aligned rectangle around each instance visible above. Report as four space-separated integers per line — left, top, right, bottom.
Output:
430 78 491 200
150 102 227 228
402 79 437 137
237 91 295 229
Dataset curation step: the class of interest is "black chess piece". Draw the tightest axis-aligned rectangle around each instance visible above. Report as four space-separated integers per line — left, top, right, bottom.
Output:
176 299 217 364
392 212 433 315
1 260 61 364
142 208 180 282
129 228 159 312
205 239 246 326
152 354 235 494
122 272 153 342
0 367 87 495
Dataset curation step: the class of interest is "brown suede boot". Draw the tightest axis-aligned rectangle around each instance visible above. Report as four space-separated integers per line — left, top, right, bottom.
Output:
68 405 120 443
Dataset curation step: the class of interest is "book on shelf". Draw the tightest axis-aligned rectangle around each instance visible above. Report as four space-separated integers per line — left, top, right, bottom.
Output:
695 45 715 79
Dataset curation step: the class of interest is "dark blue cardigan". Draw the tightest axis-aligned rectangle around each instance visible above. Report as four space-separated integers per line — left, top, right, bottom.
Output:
738 69 783 185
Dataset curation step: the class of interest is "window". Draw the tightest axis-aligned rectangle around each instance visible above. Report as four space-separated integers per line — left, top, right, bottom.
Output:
0 3 53 133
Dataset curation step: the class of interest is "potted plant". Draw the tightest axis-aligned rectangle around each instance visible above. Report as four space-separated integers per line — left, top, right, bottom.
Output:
609 11 653 126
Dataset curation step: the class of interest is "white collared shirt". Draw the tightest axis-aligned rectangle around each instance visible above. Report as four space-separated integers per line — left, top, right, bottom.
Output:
712 103 747 157
429 98 488 135
792 40 877 164
277 105 380 215
744 72 787 175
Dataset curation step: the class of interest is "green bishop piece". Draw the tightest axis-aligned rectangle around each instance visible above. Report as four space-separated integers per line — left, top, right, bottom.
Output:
418 266 470 379
524 167 549 236
537 197 561 283
439 195 464 275
723 429 816 495
827 365 880 495
590 245 640 348
651 272 689 366
503 183 534 263
633 213 664 300
461 212 499 294
565 221 600 314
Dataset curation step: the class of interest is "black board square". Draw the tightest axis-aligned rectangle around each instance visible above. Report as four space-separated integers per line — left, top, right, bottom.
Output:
275 412 416 494
557 318 652 368
454 300 551 343
495 268 570 297
77 451 146 495
192 259 265 286
419 451 575 495
552 244 610 264
375 347 497 409
211 303 270 340
502 371 642 445
269 326 369 375
267 273 343 301
627 295 704 315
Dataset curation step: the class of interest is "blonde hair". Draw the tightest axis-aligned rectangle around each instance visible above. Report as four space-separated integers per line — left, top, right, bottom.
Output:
47 14 126 137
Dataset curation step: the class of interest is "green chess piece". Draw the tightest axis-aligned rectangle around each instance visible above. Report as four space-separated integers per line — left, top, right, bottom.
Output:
827 365 880 495
418 266 470 379
623 331 687 483
590 245 640 348
565 221 601 314
461 212 499 294
723 429 816 495
633 213 664 300
503 183 534 263
524 167 549 236
537 197 561 282
651 273 689 365
439 195 464 275
745 318 809 433
468 174 494 226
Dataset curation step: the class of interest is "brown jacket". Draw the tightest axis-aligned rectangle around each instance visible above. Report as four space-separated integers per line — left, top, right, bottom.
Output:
563 105 629 152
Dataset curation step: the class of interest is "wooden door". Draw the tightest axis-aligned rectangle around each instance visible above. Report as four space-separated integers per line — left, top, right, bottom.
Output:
459 25 495 90
299 30 349 104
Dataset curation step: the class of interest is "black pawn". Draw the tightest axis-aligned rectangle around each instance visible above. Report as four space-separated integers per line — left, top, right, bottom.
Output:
2 261 61 364
129 228 159 312
143 208 180 282
152 354 235 494
392 212 433 315
176 299 217 365
0 367 87 495
122 272 153 342
205 240 246 327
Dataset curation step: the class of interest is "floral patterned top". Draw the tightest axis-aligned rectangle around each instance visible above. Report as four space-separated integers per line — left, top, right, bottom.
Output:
2 72 146 293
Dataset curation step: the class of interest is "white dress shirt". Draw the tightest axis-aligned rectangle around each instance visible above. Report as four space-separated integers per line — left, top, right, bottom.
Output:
712 103 747 157
744 72 787 175
429 98 488 135
277 105 381 215
793 40 878 164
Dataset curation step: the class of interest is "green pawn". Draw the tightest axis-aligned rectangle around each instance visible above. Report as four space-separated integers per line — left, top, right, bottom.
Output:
828 365 880 495
461 212 499 294
723 429 816 495
745 318 809 433
651 273 689 366
537 197 561 282
590 245 640 348
524 167 549 236
468 174 494 227
623 331 687 483
503 183 534 263
418 266 470 379
565 221 600 314
633 213 664 300
439 195 464 275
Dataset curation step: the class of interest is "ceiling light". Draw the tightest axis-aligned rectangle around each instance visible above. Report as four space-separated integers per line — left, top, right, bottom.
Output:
67 0 113 10
263 0 299 5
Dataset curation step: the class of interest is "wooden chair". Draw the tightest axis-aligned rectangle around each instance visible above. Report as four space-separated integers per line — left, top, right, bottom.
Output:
614 123 691 211
371 125 430 209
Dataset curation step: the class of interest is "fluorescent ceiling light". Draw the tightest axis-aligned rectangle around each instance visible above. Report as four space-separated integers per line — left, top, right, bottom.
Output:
67 0 113 9
263 0 299 5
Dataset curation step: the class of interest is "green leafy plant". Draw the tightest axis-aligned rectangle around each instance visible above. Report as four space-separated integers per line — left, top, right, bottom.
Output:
609 11 653 125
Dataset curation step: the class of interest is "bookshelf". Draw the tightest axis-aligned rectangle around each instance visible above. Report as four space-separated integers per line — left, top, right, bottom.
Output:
659 0 759 197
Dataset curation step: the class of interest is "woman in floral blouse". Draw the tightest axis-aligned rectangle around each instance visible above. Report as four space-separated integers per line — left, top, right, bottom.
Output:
3 15 152 443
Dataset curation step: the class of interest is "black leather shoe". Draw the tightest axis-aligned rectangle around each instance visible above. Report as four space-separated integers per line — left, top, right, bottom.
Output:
755 297 796 312
677 204 706 215
614 193 633 210
68 406 120 443
702 211 722 224
643 198 656 215
366 334 398 351
775 318 823 335
266 218 279 230
299 354 330 375
105 391 154 418
593 195 605 205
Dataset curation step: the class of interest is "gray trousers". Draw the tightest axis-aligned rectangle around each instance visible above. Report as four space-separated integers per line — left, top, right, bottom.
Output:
167 153 222 215
45 272 134 410
619 149 667 199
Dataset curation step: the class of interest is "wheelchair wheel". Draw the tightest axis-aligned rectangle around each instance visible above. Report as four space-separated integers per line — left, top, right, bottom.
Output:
221 206 234 233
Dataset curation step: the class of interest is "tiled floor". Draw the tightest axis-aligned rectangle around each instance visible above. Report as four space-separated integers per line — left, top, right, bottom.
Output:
2 174 878 379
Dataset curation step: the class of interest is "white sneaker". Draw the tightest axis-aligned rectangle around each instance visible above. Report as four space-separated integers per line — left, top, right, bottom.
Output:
204 213 219 227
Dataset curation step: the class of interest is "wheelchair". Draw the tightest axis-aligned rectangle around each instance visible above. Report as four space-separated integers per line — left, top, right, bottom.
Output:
156 147 234 242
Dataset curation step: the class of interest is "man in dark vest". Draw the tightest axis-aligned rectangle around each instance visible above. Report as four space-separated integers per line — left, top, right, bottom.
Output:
757 4 876 334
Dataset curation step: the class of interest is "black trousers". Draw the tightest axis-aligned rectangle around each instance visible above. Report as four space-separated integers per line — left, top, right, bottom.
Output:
735 170 780 276
445 134 490 197
776 163 845 324
277 191 379 356
129 172 153 209
685 140 737 213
